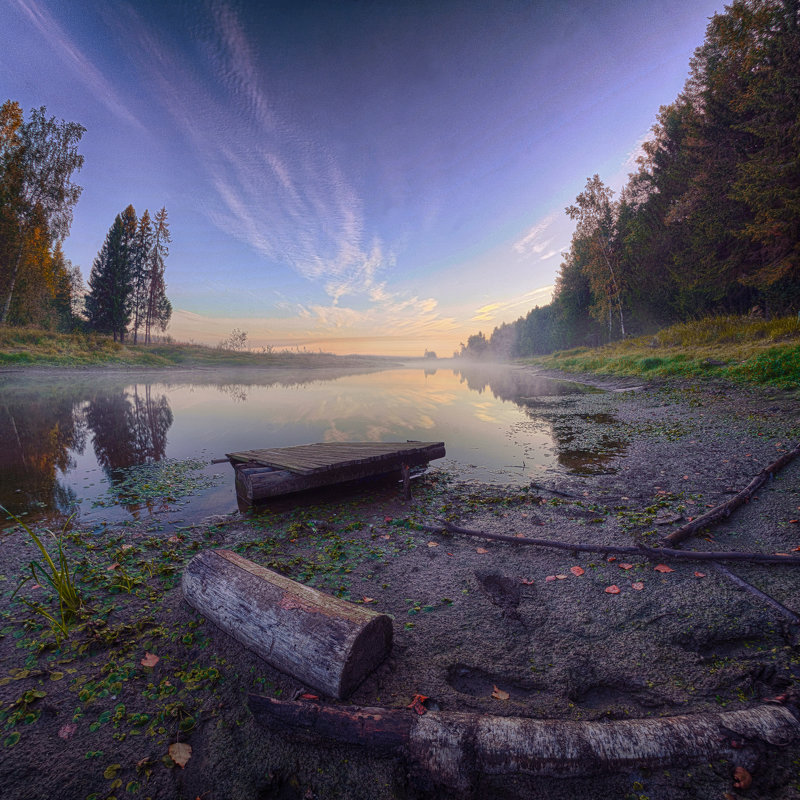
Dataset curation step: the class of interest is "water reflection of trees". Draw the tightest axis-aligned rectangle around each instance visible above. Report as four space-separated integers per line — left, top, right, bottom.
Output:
86 386 172 474
452 364 626 475
0 390 86 518
0 381 174 522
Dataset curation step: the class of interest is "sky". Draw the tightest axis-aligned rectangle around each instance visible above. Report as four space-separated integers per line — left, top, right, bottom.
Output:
1 0 724 356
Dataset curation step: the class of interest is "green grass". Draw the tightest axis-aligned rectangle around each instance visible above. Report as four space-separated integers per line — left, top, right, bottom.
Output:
526 315 800 388
0 326 391 368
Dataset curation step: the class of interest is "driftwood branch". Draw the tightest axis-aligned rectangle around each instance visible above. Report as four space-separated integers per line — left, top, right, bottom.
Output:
712 562 800 625
249 695 800 791
420 521 800 566
664 441 800 546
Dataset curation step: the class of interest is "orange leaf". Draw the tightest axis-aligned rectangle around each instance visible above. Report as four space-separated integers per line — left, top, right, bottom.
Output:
141 652 160 668
427 541 439 547
407 694 428 715
790 520 799 524
520 578 535 585
733 766 752 790
362 596 375 603
605 585 621 594
106 563 120 571
694 572 706 578
555 574 567 580
299 693 319 700
654 564 673 573
476 547 488 554
380 534 391 539
631 582 644 591
545 575 556 582
491 685 510 700
618 563 634 570
607 556 617 562
168 742 192 769
569 566 585 577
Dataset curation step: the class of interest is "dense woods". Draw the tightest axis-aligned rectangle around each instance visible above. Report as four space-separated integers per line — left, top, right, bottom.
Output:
461 0 800 359
0 101 172 340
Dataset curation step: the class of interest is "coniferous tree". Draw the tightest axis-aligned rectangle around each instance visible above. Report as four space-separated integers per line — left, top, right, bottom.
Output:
130 210 153 344
85 206 137 341
144 207 171 343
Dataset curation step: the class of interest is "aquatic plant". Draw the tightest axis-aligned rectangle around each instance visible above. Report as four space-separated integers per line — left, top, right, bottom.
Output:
3 507 82 640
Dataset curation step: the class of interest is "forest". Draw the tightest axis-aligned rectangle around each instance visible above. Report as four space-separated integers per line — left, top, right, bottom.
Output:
461 0 800 360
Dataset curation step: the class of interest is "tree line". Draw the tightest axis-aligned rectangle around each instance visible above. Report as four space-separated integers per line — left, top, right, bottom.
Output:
460 0 800 360
1 100 171 339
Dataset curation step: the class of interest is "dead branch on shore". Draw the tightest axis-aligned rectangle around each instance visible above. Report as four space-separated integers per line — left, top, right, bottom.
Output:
664 441 800 547
419 521 800 566
712 562 800 625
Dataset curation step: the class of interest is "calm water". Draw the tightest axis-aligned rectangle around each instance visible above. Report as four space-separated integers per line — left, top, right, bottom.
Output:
0 364 616 529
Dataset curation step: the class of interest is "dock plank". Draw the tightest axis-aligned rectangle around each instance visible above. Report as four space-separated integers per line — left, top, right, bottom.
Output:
227 441 445 477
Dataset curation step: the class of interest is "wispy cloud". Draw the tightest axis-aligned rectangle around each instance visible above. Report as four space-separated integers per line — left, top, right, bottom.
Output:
470 285 554 323
13 0 142 129
513 211 558 256
111 0 396 308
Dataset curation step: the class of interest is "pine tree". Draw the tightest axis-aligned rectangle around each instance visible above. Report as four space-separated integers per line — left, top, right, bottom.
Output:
85 206 138 341
130 210 153 344
144 207 171 343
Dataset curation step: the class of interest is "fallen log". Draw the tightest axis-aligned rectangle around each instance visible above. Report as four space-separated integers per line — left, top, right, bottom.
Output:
664 441 800 546
248 696 800 792
419 521 800 566
182 549 392 699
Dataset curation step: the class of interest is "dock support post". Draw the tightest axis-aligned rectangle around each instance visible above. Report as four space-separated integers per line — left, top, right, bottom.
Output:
401 463 411 500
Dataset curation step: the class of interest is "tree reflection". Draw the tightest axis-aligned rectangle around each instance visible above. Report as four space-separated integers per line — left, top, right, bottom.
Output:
86 385 172 474
0 390 86 518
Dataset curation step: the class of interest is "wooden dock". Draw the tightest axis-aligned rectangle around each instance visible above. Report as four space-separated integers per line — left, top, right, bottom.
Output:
226 441 446 502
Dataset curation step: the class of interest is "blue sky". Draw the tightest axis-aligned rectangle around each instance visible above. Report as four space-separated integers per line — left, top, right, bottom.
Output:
2 0 723 355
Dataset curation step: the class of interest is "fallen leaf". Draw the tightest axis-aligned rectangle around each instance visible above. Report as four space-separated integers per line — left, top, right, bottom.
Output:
733 766 752 790
380 534 391 539
694 572 706 578
605 585 621 594
555 574 567 580
168 742 192 769
121 544 134 551
775 553 790 557
407 694 428 715
631 582 644 591
545 575 556 582
790 521 799 525
427 541 439 548
569 566 585 577
520 578 535 585
106 563 120 571
515 533 526 538
618 563 634 570
491 685 510 701
384 517 393 523
58 723 78 740
607 556 617 562
141 652 160 668
362 596 375 603
654 564 674 573
168 535 180 543
299 693 319 700
476 547 488 554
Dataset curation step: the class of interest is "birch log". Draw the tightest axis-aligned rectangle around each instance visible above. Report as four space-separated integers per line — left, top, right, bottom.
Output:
182 549 392 699
249 696 800 792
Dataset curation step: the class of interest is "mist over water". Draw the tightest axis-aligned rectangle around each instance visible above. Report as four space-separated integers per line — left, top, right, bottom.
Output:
0 364 619 529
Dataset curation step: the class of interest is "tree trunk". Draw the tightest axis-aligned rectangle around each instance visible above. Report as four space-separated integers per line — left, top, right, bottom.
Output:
249 697 800 792
0 246 24 324
181 549 393 698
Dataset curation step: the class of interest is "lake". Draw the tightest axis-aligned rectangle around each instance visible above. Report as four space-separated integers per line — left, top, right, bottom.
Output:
0 363 622 529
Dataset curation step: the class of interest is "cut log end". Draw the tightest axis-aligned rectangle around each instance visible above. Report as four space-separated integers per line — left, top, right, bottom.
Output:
339 614 393 698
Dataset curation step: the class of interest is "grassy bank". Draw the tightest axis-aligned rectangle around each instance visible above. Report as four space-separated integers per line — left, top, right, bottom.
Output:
528 315 800 389
0 327 390 369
